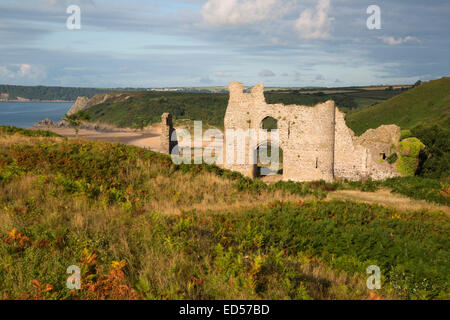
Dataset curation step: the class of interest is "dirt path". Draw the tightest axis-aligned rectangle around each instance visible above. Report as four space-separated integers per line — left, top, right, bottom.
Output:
327 188 449 214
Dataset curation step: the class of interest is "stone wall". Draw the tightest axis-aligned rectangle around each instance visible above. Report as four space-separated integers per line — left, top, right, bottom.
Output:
223 81 401 182
160 113 178 155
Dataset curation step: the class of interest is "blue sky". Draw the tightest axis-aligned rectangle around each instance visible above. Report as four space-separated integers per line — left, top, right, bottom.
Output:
0 0 449 88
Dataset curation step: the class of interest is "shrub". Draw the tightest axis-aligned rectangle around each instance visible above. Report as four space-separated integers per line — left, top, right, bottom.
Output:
386 153 398 164
396 138 425 176
0 126 60 137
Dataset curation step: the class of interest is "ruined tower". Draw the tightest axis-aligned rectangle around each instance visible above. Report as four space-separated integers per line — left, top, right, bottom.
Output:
160 113 178 155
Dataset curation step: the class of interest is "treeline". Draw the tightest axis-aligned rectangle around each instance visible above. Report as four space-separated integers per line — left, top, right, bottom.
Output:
266 89 404 110
0 85 142 101
85 89 399 130
85 92 229 130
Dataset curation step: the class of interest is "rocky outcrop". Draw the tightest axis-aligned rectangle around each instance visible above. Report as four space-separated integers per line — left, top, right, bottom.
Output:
66 93 131 116
33 118 54 128
67 96 90 115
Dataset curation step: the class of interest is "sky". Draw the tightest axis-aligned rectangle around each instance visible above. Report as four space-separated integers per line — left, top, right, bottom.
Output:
0 0 449 88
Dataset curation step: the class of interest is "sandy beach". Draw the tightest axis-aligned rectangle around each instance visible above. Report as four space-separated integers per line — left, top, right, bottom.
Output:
48 124 163 152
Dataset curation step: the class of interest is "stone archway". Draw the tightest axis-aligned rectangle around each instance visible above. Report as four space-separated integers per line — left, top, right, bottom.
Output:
253 141 283 178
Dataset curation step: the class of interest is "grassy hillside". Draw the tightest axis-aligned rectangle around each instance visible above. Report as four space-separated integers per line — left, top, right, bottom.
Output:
0 128 448 300
346 77 450 136
85 92 229 130
83 88 403 130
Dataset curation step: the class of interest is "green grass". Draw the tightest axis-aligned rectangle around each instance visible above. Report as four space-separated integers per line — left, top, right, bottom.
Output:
346 77 450 135
0 126 61 138
0 128 448 300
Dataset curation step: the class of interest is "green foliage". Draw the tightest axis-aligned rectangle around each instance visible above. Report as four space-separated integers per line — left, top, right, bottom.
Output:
411 124 450 179
399 138 425 158
234 201 450 299
400 129 413 139
396 138 425 176
266 88 401 111
69 110 91 121
83 87 404 130
0 126 60 137
261 117 278 130
340 176 449 205
344 77 449 180
345 178 380 192
386 153 398 164
397 156 419 176
0 131 448 300
85 92 229 130
381 177 449 206
346 77 450 135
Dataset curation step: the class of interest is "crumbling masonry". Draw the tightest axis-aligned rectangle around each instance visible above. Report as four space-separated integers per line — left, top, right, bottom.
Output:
223 82 401 182
160 113 178 155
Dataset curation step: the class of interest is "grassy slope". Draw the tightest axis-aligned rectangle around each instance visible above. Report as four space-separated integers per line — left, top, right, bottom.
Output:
0 128 448 300
346 77 450 135
84 89 402 130
85 92 229 130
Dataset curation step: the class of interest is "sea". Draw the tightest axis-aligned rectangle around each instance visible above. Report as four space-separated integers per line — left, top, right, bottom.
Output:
0 102 73 128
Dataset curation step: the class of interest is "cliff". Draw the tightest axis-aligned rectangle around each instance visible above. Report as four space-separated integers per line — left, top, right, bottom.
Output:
67 93 122 115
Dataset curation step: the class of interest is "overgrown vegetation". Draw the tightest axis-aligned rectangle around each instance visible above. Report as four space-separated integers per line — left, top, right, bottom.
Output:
411 124 450 179
0 126 60 138
0 128 448 300
346 78 449 180
342 177 449 206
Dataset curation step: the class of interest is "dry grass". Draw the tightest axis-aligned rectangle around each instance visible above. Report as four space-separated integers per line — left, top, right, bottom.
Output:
328 188 450 214
1 132 447 300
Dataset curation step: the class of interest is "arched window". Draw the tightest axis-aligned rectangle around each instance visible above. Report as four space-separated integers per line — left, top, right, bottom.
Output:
261 116 278 130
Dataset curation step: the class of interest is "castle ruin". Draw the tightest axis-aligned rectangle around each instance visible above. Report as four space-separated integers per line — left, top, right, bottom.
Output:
223 81 401 182
159 81 402 182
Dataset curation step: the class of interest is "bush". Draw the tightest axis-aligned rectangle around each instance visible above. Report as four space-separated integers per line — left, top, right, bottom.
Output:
387 153 398 164
396 138 425 176
411 124 450 179
0 126 60 137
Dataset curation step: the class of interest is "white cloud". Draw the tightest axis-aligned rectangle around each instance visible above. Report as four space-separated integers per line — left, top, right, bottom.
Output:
259 69 276 77
378 36 420 45
0 64 46 82
294 0 333 40
201 0 279 26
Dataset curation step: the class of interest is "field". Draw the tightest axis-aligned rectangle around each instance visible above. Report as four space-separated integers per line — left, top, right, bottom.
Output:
0 128 448 300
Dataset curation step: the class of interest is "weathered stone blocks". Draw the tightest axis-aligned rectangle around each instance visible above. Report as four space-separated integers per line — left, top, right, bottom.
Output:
223 81 401 182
